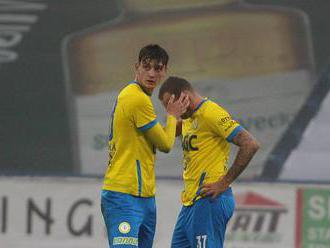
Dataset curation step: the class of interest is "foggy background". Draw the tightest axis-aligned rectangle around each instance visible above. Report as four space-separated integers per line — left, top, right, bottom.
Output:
1 0 329 247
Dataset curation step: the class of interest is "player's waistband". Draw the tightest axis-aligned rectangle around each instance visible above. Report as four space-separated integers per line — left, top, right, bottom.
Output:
101 189 155 200
220 187 233 197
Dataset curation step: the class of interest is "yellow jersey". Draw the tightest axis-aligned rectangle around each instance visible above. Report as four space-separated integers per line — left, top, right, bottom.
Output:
102 82 159 197
181 99 242 206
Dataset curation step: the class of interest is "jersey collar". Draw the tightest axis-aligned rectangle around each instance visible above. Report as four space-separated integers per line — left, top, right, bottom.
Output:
129 81 152 96
192 98 208 114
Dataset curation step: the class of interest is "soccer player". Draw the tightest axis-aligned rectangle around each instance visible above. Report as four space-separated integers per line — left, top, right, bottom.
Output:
158 76 260 248
101 45 189 247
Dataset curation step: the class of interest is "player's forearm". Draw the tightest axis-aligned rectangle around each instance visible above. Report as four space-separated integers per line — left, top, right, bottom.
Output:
222 145 259 186
145 115 177 153
221 130 259 187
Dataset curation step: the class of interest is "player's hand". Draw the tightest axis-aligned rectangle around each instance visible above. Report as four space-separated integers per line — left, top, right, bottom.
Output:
166 93 190 119
200 179 229 199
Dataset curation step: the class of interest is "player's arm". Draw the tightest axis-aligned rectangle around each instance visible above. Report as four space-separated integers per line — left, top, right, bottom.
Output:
221 127 260 187
144 115 177 153
202 128 259 198
141 93 189 153
201 107 259 198
226 129 259 183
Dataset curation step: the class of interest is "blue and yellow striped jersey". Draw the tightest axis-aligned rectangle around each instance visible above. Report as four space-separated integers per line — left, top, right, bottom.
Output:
102 82 159 197
181 99 242 206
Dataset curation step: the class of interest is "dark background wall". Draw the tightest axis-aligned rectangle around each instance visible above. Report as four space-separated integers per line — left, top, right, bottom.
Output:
0 0 118 174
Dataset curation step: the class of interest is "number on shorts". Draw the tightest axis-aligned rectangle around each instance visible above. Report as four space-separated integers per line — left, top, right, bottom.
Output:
196 235 207 248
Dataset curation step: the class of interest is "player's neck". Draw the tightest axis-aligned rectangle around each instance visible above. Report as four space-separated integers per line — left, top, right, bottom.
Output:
191 94 204 111
135 81 153 96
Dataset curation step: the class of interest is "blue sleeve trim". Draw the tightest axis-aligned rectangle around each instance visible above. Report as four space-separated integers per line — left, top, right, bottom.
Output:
226 125 243 142
138 119 158 132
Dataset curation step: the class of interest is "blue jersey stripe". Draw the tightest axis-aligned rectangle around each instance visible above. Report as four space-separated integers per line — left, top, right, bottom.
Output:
136 160 142 196
192 172 206 203
196 172 206 195
108 98 118 141
226 125 243 142
138 119 158 132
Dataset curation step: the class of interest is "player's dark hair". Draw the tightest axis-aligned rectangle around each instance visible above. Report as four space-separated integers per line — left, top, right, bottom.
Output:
158 76 193 100
138 44 169 66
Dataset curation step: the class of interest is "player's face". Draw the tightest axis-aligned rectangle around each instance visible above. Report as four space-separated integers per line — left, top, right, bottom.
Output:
135 59 167 94
161 92 194 119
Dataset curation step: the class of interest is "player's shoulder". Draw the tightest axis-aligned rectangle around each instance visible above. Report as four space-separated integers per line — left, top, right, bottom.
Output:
203 99 229 117
119 83 152 107
120 83 149 99
202 100 239 133
120 82 139 95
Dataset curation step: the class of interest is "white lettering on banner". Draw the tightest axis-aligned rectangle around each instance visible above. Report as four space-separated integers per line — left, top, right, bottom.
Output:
0 0 47 63
0 0 46 11
0 30 22 47
0 24 30 31
307 244 330 248
0 48 17 62
308 227 330 242
0 14 37 23
308 195 330 221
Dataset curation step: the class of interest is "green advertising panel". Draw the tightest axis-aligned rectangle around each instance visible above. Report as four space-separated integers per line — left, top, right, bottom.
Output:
301 188 330 248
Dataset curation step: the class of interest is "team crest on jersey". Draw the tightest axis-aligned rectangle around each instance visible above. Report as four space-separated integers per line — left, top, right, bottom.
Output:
118 222 131 234
192 119 198 129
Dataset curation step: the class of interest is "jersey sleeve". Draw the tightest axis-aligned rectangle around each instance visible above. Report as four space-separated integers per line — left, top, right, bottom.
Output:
206 105 242 142
129 94 158 131
144 115 177 153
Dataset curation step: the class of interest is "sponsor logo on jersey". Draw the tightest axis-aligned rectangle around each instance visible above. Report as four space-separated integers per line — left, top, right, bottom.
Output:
182 134 198 151
113 237 138 246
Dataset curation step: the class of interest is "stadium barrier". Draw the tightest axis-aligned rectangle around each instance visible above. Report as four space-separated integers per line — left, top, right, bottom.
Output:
0 177 329 248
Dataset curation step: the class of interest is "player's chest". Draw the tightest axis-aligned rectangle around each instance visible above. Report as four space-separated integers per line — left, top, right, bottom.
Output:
182 118 209 152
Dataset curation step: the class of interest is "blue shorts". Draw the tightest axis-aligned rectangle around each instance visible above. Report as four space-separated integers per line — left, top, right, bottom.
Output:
171 187 235 248
101 190 156 248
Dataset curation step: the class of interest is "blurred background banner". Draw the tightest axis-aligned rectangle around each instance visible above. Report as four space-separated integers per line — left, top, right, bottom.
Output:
66 0 316 178
1 177 329 248
1 0 329 181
